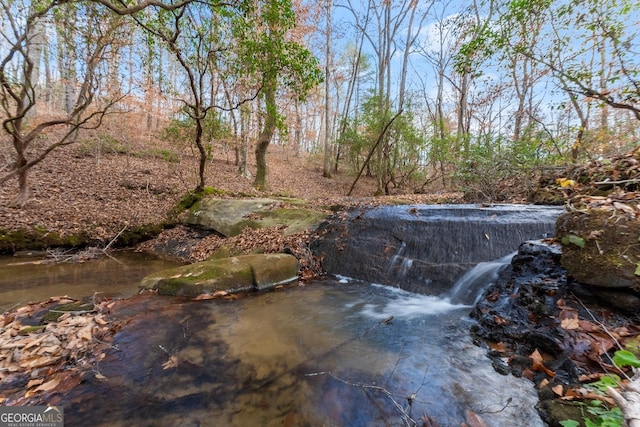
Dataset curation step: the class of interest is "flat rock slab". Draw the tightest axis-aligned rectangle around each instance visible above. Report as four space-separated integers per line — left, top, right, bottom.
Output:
184 197 328 237
139 253 299 297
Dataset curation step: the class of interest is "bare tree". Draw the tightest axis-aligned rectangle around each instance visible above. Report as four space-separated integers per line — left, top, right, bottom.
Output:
0 0 127 206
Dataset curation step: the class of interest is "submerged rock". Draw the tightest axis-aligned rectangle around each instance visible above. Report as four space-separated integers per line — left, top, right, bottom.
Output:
139 253 299 297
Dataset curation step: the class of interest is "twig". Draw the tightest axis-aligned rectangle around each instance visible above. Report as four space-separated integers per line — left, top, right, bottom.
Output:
594 179 640 186
304 371 419 426
103 225 127 252
478 397 513 414
572 293 624 351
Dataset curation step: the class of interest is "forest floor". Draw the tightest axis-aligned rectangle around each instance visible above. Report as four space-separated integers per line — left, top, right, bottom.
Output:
0 124 459 249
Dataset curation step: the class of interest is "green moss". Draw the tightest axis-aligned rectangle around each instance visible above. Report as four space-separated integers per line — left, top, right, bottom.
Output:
116 223 165 247
0 227 94 255
18 325 46 335
167 189 229 221
41 301 94 323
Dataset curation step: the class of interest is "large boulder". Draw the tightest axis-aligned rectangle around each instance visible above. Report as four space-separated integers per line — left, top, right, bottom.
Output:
184 197 327 237
139 253 299 297
556 209 640 290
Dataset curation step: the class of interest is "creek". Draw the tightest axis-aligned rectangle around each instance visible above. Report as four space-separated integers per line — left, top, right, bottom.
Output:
0 204 564 426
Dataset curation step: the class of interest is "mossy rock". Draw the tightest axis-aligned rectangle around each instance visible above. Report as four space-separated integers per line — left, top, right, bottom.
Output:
0 228 94 255
184 197 327 237
140 253 299 297
556 209 640 289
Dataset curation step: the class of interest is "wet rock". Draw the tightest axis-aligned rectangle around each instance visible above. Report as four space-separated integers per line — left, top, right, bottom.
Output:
311 204 561 295
471 239 640 426
556 209 640 291
184 197 328 237
139 253 299 297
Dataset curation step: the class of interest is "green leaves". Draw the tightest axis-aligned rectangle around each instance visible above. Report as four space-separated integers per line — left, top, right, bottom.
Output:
612 349 640 368
561 234 586 248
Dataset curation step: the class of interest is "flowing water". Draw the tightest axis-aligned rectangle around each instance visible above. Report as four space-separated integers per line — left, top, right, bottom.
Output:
0 253 544 426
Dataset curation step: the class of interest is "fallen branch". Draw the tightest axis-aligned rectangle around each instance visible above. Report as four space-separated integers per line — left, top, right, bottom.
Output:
594 179 640 186
607 370 640 427
103 225 127 252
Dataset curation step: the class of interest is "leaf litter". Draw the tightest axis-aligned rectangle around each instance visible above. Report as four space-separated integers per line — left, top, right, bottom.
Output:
0 296 119 405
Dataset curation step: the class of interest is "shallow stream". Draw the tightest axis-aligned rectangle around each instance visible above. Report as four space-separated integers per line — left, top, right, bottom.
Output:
0 253 544 426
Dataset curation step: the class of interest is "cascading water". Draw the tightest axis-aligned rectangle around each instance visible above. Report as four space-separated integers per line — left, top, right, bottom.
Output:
0 204 563 426
446 252 516 305
312 203 563 295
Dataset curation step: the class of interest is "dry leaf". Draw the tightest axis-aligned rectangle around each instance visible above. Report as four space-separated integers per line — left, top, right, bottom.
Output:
26 378 44 388
35 377 60 392
552 384 564 396
561 317 580 330
530 349 555 377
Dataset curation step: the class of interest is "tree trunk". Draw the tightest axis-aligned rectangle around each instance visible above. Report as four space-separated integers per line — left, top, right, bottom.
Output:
254 79 276 191
322 0 333 178
9 148 30 207
194 118 207 192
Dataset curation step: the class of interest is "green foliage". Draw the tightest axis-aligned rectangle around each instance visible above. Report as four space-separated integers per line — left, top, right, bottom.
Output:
562 234 586 248
583 401 623 427
561 347 640 427
161 112 231 146
338 93 427 190
613 349 640 368
451 131 557 201
585 375 621 394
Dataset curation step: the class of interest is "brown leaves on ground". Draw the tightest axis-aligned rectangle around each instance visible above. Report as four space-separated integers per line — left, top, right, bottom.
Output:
0 297 118 405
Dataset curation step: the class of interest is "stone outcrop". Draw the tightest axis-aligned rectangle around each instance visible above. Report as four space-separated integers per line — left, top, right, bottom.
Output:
184 197 327 237
139 253 299 297
311 204 562 295
556 209 640 291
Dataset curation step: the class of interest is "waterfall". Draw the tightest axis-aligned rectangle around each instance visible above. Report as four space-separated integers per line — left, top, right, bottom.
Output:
445 252 515 305
312 204 563 295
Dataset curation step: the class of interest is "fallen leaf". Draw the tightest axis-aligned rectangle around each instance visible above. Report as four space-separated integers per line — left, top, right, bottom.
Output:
561 317 580 330
26 378 44 388
552 384 564 396
35 377 60 392
530 349 555 377
465 409 487 427
162 355 178 370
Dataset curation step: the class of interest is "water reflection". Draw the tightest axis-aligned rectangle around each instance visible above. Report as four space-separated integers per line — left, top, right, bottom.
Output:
49 279 543 427
0 255 543 426
0 252 183 312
